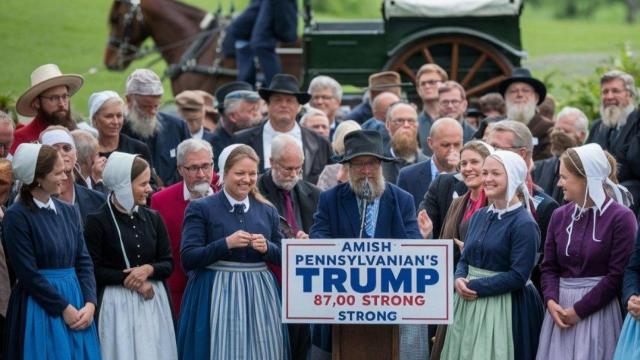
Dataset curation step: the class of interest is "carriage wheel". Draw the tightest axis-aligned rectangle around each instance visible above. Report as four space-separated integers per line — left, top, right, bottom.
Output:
385 35 514 97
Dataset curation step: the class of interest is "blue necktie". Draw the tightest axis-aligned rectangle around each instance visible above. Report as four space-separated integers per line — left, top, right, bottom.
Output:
364 203 375 238
233 204 245 215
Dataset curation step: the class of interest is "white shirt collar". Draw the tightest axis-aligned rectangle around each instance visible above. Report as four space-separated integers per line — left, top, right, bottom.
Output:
183 181 214 201
263 121 303 169
191 127 204 140
487 201 522 217
223 188 250 212
33 197 57 214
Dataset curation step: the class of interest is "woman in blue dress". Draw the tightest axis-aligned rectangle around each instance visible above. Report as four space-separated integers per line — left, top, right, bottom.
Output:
441 150 543 360
3 143 101 359
177 144 289 359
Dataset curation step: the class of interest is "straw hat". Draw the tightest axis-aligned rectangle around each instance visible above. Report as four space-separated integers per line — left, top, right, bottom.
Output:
16 64 84 117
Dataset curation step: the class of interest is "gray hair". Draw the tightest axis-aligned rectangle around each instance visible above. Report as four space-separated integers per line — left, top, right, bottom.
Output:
0 111 13 128
223 96 258 115
271 134 304 161
71 130 98 168
300 107 328 127
556 106 589 134
601 70 637 100
332 120 361 155
490 120 534 155
385 102 415 123
176 138 213 166
308 76 343 101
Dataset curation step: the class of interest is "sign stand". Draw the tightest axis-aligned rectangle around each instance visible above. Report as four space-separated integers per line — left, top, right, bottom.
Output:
332 324 399 360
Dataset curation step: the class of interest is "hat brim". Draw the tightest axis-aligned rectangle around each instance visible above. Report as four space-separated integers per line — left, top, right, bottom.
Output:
498 77 547 105
258 89 311 104
337 152 396 164
16 75 84 116
365 82 414 91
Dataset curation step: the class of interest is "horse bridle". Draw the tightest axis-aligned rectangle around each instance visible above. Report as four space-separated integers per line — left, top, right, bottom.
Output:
108 0 146 68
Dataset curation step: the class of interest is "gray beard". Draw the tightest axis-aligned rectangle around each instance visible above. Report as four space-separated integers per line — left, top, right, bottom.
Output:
601 103 635 128
127 106 161 138
506 100 537 125
272 173 300 191
349 171 386 200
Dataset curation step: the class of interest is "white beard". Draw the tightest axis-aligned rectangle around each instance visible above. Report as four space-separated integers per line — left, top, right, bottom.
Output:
190 182 211 198
127 104 161 138
272 173 301 191
600 103 635 128
349 168 386 200
506 99 537 125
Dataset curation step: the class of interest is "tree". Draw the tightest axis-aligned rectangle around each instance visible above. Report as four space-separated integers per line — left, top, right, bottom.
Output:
624 0 640 23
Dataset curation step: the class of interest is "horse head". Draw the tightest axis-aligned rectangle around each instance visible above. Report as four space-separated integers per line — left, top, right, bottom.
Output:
104 0 150 71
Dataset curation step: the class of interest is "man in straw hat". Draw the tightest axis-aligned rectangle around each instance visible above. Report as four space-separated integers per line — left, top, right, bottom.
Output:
309 129 429 360
345 71 407 124
12 64 83 154
233 73 331 184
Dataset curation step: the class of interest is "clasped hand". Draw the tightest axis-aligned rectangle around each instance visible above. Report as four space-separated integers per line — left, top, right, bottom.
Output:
547 300 581 328
226 230 268 254
63 303 95 330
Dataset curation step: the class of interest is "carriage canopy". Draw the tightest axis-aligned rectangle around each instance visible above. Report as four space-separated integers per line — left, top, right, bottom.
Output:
384 0 523 19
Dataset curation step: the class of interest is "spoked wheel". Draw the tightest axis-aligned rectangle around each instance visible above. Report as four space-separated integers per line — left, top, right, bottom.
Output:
385 35 514 97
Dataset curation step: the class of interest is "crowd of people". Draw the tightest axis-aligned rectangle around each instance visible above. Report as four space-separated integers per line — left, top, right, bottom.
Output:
0 58 639 360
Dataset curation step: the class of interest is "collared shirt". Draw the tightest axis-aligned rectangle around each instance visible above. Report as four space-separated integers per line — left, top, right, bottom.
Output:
487 202 522 218
430 158 441 182
262 121 302 169
33 197 57 214
367 197 381 236
191 127 204 140
182 181 214 201
223 188 251 212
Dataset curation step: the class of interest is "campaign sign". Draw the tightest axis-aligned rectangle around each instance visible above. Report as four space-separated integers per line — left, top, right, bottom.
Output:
282 239 453 324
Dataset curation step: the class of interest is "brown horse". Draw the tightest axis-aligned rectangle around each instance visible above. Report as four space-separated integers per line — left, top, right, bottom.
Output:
104 0 302 96
104 0 237 95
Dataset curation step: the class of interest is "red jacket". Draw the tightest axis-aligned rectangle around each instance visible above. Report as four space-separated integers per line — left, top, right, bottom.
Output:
150 176 219 315
11 115 47 154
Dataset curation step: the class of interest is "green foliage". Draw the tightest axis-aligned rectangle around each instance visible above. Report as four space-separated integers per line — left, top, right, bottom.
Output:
549 43 640 122
0 93 18 123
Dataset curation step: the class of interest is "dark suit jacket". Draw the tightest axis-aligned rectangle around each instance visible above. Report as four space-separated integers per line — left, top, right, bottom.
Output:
418 173 468 238
74 183 106 226
257 169 320 233
396 159 433 211
533 156 563 204
211 126 233 172
418 111 434 156
231 0 297 45
345 101 372 125
382 151 428 185
310 182 421 239
233 122 332 185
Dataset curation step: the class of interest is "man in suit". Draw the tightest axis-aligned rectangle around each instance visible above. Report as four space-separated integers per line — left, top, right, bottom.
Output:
256 134 320 360
233 73 332 184
120 69 191 187
175 90 216 145
586 70 640 213
211 82 262 170
381 102 427 184
308 75 344 140
309 130 428 360
415 64 448 156
397 117 463 211
150 139 219 314
497 67 554 161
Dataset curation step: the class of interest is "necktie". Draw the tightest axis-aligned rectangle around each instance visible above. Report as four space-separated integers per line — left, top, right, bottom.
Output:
364 203 375 238
282 190 299 235
233 203 245 215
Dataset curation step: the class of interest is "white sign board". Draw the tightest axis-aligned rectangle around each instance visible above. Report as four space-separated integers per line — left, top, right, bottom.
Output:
282 239 453 325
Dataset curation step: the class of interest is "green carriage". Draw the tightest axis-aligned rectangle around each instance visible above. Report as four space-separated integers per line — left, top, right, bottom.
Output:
300 0 525 97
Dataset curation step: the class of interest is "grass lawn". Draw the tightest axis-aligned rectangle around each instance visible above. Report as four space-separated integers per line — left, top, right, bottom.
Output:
0 0 638 119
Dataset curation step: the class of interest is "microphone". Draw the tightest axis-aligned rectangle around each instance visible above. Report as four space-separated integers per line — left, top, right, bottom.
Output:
359 177 372 238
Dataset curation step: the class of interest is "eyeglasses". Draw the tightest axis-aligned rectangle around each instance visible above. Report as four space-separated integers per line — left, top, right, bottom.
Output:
350 159 381 170
311 95 334 101
274 161 303 174
183 162 213 174
439 99 462 107
40 94 69 103
390 118 417 126
420 79 442 87
601 88 628 96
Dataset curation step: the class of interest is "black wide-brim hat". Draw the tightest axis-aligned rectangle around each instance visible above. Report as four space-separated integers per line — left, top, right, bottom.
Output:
498 67 547 105
258 74 311 104
337 130 396 164
215 81 253 112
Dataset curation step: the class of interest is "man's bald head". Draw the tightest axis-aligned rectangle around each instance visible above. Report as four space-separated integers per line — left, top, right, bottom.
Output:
428 117 464 173
372 92 400 120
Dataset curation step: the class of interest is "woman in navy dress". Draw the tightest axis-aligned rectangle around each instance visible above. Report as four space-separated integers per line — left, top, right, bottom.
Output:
177 144 288 359
3 143 101 359
441 150 543 360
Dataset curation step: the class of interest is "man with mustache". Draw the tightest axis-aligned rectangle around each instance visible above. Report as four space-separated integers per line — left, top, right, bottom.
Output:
12 64 82 153
150 138 219 314
309 129 427 360
120 69 191 187
587 70 640 213
256 134 320 360
533 107 589 203
498 68 554 161
381 102 427 183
